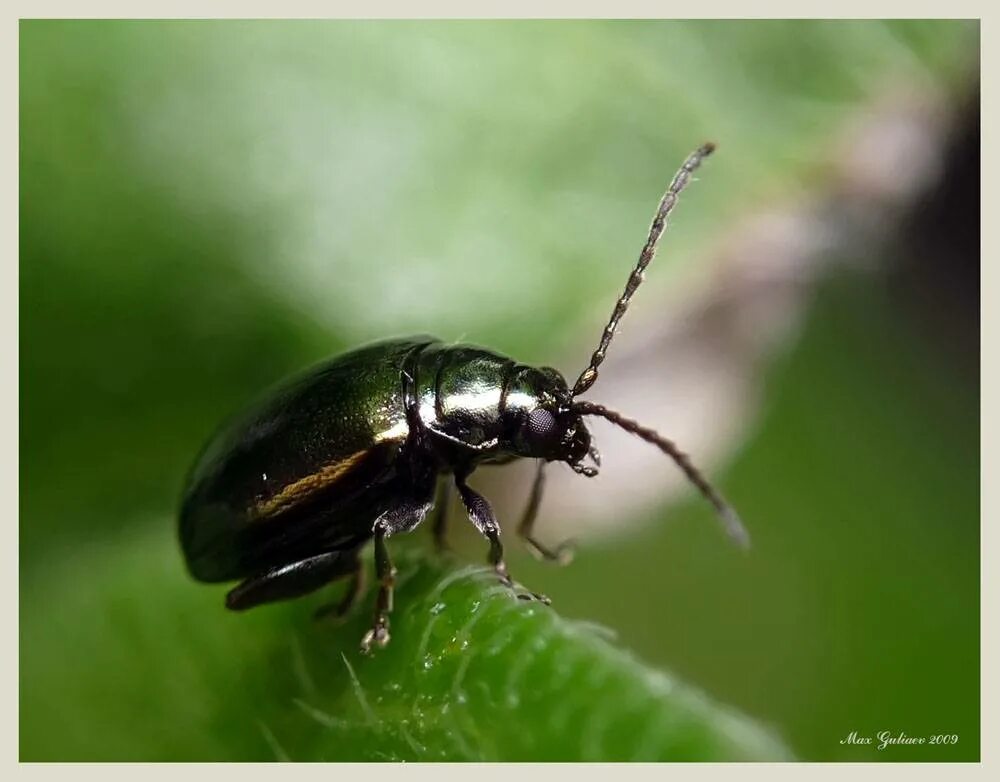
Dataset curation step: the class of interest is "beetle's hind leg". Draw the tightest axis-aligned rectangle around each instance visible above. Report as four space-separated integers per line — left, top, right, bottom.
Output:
312 553 365 621
361 495 434 654
517 460 575 565
225 550 360 612
455 471 551 605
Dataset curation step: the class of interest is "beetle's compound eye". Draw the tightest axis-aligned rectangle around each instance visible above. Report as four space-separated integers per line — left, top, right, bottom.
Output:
526 407 560 451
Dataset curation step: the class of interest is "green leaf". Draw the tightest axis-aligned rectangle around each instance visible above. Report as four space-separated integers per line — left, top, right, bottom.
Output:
20 529 790 761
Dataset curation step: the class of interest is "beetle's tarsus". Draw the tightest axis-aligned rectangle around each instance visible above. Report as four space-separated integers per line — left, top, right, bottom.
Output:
362 571 393 654
525 536 576 566
360 620 390 655
489 542 519 595
494 561 519 594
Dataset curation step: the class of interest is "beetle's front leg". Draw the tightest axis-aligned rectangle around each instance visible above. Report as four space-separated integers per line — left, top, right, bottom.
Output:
455 472 550 604
454 472 509 584
361 496 433 654
517 460 575 565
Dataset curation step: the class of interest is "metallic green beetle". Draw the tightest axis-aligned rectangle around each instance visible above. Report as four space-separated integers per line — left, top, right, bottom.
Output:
179 143 748 653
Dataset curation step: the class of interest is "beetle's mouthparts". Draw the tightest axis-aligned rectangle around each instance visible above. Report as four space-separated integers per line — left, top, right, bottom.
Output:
568 437 601 477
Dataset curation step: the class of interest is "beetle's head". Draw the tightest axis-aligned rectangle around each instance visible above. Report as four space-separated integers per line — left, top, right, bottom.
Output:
507 366 600 476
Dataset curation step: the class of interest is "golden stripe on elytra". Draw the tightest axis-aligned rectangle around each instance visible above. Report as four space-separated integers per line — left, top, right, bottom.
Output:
251 424 409 521
252 449 371 520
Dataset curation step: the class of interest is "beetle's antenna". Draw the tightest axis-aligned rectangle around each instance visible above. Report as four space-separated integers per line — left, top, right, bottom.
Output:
572 400 749 548
572 142 716 397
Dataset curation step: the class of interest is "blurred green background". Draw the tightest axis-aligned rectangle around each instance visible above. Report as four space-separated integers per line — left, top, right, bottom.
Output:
20 20 979 761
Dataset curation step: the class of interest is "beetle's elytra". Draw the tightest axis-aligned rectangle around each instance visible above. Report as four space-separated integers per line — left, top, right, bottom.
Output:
179 142 748 653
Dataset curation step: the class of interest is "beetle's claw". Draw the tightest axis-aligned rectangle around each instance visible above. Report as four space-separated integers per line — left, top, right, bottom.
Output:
494 562 514 590
554 539 576 566
360 621 391 654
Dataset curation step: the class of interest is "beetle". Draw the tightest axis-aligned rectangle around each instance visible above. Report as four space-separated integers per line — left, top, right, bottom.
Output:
179 142 748 653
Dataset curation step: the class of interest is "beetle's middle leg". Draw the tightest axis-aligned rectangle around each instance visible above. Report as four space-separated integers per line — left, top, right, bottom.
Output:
361 495 434 654
455 471 550 604
312 553 365 621
430 478 453 553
